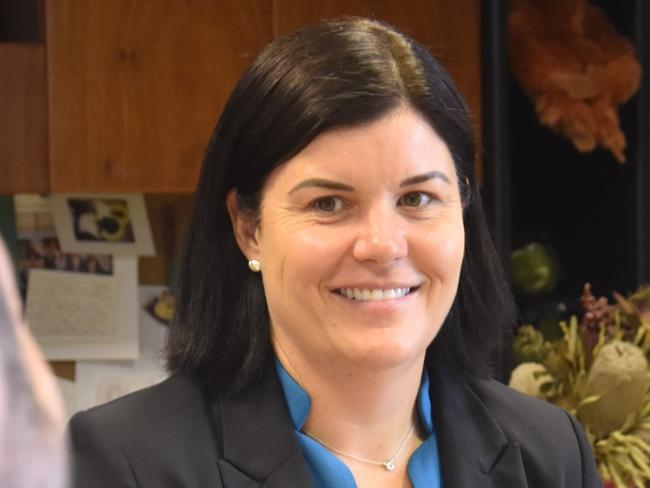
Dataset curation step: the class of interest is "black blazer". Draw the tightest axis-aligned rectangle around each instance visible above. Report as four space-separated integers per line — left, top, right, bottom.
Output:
69 362 603 487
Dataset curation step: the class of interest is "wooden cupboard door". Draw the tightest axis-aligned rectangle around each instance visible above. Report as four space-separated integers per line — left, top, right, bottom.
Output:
0 43 49 193
46 0 272 192
273 0 482 175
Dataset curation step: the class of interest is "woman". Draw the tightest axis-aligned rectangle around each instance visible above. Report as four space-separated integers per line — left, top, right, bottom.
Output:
70 18 602 487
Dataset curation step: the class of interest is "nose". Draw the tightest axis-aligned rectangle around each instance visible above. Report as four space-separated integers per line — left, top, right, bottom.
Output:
352 203 408 265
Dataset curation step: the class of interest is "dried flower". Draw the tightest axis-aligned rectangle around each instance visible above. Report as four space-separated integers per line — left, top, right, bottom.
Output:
514 284 650 487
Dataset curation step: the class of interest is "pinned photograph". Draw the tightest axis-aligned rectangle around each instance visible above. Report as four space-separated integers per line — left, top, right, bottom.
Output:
14 194 139 361
14 195 114 299
51 193 155 257
67 198 135 243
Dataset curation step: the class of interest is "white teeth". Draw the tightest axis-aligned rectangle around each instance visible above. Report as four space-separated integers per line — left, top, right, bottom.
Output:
338 287 411 301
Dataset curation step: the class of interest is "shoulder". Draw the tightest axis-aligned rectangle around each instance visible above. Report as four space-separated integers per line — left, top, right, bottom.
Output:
469 376 581 445
72 372 205 427
469 376 601 486
470 376 574 431
70 373 212 446
69 373 222 488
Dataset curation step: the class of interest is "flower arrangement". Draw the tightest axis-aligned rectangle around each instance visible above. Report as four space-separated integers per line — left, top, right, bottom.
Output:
510 284 650 487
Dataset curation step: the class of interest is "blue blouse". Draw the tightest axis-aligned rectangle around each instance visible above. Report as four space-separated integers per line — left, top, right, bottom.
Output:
275 361 442 488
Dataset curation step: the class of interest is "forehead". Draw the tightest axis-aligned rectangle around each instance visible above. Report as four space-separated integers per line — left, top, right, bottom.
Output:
266 107 457 189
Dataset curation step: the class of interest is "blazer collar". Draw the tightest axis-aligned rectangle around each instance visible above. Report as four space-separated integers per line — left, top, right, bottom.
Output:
429 366 528 487
216 360 527 488
217 360 314 487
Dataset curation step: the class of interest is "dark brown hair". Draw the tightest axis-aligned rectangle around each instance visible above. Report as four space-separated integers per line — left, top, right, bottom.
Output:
166 17 515 394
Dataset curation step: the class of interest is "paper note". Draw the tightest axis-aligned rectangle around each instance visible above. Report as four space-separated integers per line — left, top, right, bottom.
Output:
26 257 139 361
26 270 117 340
74 286 169 412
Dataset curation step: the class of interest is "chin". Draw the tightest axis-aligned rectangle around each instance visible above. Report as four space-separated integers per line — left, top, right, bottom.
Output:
336 335 429 371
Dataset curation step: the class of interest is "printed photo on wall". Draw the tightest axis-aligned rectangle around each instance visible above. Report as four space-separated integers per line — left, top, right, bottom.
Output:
50 193 155 257
67 197 135 243
14 194 140 361
14 194 114 299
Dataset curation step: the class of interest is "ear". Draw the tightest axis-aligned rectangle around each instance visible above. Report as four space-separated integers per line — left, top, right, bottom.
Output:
226 190 261 261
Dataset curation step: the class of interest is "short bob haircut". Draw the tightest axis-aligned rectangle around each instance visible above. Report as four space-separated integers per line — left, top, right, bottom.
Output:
166 17 515 394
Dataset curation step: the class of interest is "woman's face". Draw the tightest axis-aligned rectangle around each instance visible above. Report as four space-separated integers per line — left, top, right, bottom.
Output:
232 107 465 371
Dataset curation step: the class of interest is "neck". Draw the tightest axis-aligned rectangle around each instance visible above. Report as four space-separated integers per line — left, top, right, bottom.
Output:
273 336 426 463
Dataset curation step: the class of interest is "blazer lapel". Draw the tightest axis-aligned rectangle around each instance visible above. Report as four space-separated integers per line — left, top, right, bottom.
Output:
215 360 527 487
216 361 314 488
430 366 529 488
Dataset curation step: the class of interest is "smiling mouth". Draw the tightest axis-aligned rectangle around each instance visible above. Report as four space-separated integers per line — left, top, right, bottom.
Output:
333 287 418 301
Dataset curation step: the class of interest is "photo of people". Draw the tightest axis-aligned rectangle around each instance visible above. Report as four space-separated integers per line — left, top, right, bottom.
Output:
67 198 135 243
15 208 113 300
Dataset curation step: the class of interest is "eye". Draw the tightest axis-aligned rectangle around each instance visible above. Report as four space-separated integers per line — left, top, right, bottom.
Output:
398 192 434 207
312 196 345 213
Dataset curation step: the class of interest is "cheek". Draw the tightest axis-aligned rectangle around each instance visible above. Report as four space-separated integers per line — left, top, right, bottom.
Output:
264 226 348 289
418 223 465 278
444 228 465 269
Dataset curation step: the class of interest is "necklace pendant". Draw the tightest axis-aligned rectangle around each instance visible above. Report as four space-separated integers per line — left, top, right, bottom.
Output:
384 460 396 471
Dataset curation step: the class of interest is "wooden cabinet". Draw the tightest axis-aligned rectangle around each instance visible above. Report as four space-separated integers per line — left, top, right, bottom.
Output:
2 1 481 193
46 0 272 192
0 43 48 193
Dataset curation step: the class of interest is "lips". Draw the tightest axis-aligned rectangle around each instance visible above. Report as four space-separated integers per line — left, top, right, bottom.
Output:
334 287 417 301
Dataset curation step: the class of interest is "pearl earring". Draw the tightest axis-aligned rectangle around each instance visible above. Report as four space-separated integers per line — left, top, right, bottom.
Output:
248 259 261 272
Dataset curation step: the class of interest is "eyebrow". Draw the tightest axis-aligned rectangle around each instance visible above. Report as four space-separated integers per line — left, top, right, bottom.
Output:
288 170 451 194
399 171 450 187
288 178 355 194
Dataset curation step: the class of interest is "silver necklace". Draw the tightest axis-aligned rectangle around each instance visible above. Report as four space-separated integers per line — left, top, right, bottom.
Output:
301 424 416 471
